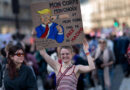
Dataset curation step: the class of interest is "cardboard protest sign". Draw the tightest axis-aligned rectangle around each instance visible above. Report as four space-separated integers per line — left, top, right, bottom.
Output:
31 0 85 49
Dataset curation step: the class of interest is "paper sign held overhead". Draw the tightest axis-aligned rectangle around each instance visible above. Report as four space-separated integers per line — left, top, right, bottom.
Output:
31 0 85 49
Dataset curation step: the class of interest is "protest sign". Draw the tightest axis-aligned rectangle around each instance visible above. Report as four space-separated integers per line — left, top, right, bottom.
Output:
31 0 85 49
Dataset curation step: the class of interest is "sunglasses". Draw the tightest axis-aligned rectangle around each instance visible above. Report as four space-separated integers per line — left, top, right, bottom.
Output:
99 41 106 44
14 53 25 57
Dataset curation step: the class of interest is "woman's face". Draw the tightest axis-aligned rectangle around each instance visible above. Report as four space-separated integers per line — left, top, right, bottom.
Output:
99 40 107 50
11 49 24 64
60 48 73 63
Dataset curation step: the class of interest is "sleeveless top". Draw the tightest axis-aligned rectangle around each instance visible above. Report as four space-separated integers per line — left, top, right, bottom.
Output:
56 65 78 90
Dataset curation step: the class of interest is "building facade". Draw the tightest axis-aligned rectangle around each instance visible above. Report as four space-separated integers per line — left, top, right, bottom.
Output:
0 0 41 34
90 0 130 28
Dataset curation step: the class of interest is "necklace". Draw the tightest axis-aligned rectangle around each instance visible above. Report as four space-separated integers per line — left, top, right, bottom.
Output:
63 63 72 68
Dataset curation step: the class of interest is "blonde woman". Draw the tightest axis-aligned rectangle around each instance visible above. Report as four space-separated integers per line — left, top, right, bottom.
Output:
40 40 95 90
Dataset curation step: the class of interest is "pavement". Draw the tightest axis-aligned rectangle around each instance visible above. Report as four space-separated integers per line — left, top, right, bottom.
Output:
87 65 130 90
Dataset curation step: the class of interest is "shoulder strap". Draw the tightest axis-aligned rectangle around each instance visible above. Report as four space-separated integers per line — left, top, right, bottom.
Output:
59 64 62 73
72 65 76 73
56 65 73 89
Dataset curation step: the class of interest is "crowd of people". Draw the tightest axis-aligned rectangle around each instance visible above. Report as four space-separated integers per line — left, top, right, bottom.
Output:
0 29 129 90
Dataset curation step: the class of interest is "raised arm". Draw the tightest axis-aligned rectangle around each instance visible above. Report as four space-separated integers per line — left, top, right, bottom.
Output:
32 29 60 72
40 49 60 72
77 40 95 74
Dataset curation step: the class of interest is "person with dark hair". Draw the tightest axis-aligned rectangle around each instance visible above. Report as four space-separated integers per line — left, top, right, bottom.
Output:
4 45 38 90
40 40 95 90
0 43 14 89
35 51 48 89
0 52 3 88
72 45 88 90
24 44 39 76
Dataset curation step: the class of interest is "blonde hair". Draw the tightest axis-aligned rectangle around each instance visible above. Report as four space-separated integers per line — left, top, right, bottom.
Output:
60 46 73 53
37 9 52 15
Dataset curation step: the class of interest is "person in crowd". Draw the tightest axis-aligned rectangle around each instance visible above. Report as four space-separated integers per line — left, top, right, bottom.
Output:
94 38 115 90
114 33 129 67
106 35 114 53
24 44 39 76
0 43 14 89
39 40 95 90
4 45 38 90
0 51 3 88
72 45 88 90
125 43 130 77
35 51 48 89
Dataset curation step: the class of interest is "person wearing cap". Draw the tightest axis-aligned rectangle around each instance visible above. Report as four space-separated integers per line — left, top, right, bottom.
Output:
35 9 65 43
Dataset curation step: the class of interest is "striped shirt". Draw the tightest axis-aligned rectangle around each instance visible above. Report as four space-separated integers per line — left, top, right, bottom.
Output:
56 65 78 90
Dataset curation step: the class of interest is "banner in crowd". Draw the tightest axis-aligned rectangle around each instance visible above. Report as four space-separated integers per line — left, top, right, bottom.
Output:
31 0 84 49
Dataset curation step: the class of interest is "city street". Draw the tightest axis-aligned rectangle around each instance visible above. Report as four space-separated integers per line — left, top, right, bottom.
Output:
0 0 130 90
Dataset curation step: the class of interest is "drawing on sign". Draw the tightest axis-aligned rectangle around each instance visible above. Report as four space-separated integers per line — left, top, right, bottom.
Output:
31 0 85 49
35 8 67 43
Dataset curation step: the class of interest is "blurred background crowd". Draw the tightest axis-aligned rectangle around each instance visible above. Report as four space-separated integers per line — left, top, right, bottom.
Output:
0 0 130 90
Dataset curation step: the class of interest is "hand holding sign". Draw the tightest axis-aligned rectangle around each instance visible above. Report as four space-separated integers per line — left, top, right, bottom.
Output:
83 39 89 53
32 29 37 37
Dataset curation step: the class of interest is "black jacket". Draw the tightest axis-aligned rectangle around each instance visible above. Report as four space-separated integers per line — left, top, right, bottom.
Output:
4 64 38 90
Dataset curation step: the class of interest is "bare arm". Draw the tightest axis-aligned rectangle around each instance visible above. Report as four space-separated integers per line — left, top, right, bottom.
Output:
32 30 60 73
77 40 95 73
40 49 60 72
